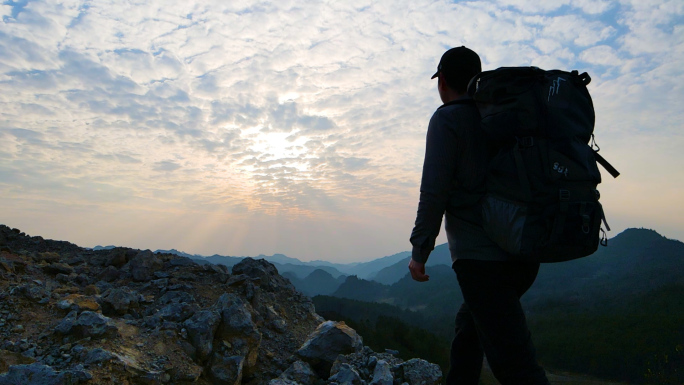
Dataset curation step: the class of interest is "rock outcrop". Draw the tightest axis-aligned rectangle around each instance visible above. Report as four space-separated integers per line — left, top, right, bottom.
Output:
0 225 442 384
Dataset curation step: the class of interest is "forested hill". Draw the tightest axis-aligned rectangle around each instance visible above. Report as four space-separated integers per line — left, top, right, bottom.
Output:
526 227 684 310
315 228 684 384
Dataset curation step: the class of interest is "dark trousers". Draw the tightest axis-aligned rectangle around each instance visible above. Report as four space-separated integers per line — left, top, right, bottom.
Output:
446 259 549 385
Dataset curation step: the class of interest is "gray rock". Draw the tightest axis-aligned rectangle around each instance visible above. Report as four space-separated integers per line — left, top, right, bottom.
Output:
393 358 442 385
55 310 78 334
125 250 163 282
280 360 319 384
84 348 116 365
56 311 118 339
71 344 87 358
73 273 90 287
215 294 262 369
100 287 139 315
56 300 72 310
144 316 162 329
158 290 195 305
95 280 113 292
209 354 244 385
368 355 378 369
231 258 288 291
370 360 393 385
329 363 362 385
0 363 91 385
227 274 249 287
15 284 48 302
385 349 399 356
105 249 128 268
153 271 170 278
150 278 169 288
42 262 74 275
297 321 363 379
183 310 220 362
156 302 198 322
216 294 256 335
97 266 120 282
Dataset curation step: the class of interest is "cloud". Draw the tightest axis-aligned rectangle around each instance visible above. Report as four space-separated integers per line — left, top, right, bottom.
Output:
153 161 182 172
0 0 682 260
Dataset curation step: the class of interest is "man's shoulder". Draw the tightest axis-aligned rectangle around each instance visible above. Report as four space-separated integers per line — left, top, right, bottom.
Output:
437 98 476 111
430 99 479 127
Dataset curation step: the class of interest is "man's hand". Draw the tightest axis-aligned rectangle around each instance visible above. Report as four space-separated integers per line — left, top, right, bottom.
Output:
408 259 430 282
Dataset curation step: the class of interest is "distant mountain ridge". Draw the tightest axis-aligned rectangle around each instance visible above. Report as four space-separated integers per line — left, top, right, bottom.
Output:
164 227 684 299
152 246 422 285
317 227 684 319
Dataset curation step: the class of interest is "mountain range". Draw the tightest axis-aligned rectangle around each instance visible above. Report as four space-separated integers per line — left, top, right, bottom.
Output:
134 228 684 304
312 227 684 384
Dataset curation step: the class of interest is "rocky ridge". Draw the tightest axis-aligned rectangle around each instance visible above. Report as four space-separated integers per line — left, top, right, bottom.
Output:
0 225 441 385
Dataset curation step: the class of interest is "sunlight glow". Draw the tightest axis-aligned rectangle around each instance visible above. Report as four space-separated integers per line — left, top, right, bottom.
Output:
248 130 310 163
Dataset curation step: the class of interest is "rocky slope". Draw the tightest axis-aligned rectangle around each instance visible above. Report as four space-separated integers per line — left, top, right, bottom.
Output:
0 225 441 385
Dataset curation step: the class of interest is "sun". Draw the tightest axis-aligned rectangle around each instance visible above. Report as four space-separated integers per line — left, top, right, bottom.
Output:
252 131 307 160
239 126 312 173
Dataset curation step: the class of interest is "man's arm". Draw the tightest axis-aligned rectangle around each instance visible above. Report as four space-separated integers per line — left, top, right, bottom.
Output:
409 108 460 276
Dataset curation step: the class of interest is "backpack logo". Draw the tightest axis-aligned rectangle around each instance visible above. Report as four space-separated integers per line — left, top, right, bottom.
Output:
553 162 569 177
548 77 567 101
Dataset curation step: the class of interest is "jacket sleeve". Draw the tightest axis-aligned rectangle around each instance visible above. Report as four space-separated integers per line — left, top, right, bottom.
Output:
410 109 460 263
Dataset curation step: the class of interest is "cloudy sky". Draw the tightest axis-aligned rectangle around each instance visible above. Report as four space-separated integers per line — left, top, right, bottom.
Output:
1 0 682 262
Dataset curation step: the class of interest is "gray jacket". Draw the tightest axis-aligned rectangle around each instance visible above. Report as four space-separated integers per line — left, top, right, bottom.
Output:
410 97 509 264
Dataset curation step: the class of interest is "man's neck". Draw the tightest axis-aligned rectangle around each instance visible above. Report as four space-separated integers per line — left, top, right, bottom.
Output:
442 90 467 104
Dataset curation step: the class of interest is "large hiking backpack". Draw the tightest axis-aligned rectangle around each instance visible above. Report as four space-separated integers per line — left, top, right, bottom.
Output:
467 67 619 262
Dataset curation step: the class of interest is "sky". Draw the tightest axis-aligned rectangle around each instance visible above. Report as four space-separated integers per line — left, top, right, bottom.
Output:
0 0 682 263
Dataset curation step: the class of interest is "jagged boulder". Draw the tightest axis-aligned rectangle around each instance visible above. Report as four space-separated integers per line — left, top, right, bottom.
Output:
393 358 442 385
97 265 120 282
329 363 363 385
369 359 393 385
297 320 363 379
155 301 199 322
54 310 118 339
209 354 244 385
100 287 139 315
83 348 116 366
14 283 49 302
232 257 292 291
41 262 74 275
104 248 130 268
125 250 163 282
278 360 319 384
183 309 220 362
215 293 262 369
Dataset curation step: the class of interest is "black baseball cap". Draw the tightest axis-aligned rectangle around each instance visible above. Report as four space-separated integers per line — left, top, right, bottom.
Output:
431 46 481 79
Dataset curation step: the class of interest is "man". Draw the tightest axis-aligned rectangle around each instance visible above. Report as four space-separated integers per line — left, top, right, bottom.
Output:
408 46 550 385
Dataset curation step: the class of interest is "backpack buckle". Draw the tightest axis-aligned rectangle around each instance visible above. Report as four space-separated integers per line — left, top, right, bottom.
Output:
519 136 534 147
559 189 570 201
582 214 591 234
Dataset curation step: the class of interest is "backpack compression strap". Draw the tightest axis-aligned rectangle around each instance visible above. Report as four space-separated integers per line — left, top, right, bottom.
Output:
594 152 620 178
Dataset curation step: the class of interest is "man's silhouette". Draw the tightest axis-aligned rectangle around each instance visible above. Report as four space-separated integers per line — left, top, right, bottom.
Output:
409 46 550 385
